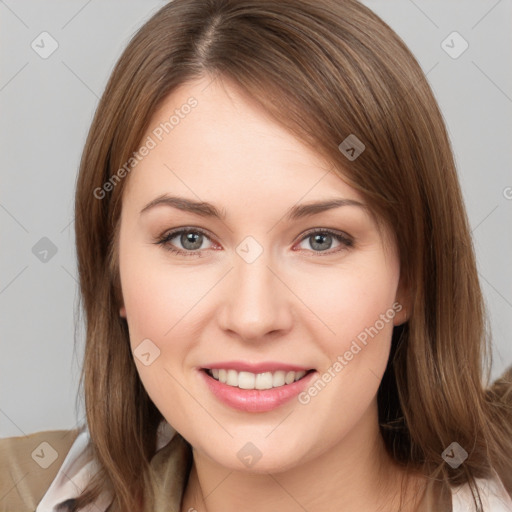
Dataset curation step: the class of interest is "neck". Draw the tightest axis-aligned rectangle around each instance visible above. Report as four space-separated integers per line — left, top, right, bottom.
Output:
180 404 425 512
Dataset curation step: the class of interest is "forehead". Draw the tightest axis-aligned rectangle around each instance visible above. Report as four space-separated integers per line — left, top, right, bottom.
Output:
122 75 366 210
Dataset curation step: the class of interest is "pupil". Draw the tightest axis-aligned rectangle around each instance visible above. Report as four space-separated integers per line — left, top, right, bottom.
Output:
311 233 331 251
182 232 202 250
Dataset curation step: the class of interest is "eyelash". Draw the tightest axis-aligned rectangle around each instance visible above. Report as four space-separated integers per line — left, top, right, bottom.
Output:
154 227 354 258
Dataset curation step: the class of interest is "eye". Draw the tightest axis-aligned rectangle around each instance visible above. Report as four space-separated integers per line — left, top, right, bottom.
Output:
154 227 354 257
154 227 215 257
294 229 354 256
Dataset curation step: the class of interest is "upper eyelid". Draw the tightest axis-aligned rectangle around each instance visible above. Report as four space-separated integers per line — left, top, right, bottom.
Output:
161 226 214 242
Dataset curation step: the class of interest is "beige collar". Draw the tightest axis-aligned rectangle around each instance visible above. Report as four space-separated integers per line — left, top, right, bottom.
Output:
143 432 193 512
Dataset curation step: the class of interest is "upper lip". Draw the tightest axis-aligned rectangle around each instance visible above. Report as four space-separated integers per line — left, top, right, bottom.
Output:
201 361 314 373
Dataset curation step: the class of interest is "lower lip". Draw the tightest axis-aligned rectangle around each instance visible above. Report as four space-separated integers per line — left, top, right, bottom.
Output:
199 369 317 413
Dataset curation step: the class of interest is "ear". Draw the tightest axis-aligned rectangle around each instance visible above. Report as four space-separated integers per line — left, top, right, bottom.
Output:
393 276 411 326
120 305 127 318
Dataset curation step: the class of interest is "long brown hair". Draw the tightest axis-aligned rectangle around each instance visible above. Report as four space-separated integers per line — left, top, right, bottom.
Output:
72 0 512 510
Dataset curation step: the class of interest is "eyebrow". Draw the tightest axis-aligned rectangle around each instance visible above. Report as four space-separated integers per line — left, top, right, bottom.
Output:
139 194 367 221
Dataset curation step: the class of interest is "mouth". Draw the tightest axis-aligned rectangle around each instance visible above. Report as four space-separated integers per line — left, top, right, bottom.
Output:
199 366 317 412
201 368 315 390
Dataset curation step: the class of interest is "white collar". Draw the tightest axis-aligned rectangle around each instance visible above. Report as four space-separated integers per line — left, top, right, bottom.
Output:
451 468 512 512
35 421 176 512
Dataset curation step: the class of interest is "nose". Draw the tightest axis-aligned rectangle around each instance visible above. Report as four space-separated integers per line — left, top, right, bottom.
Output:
217 250 293 342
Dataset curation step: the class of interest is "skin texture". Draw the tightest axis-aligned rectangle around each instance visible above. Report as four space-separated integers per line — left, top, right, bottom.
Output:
117 75 423 512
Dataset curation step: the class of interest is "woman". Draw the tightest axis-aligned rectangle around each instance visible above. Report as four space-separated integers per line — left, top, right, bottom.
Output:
1 1 511 511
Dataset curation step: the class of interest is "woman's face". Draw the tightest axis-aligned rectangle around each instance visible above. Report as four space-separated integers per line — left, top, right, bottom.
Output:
117 75 407 472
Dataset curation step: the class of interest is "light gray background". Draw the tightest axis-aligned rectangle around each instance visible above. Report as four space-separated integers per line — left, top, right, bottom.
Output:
1 0 511 438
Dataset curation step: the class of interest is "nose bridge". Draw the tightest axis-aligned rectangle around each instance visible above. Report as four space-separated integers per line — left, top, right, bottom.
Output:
219 240 290 340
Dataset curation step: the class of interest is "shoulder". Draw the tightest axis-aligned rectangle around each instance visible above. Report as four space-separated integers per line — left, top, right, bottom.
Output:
0 428 80 512
451 472 512 512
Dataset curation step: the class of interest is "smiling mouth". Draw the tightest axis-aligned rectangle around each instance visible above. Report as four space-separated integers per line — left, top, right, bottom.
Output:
202 368 315 390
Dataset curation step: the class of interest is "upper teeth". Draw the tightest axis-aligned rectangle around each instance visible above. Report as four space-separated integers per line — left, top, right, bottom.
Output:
209 369 307 390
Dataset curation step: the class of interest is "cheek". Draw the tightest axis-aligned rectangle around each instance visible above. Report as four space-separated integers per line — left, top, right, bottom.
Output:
119 248 202 423
292 256 399 407
292 256 399 351
119 246 202 347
